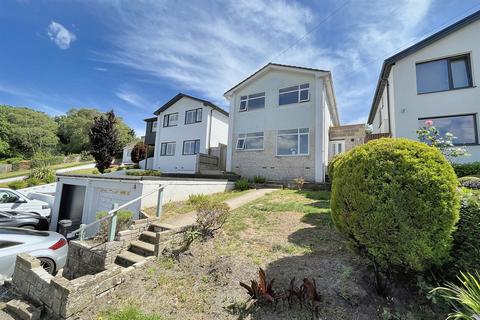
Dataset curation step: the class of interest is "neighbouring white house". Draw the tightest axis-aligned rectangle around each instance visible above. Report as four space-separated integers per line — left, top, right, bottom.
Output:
368 10 480 162
224 63 340 183
144 93 229 173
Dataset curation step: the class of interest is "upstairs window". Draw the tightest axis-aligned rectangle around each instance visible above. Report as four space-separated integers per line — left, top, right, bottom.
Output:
185 108 202 124
236 132 264 151
163 113 178 127
183 139 200 155
416 55 472 94
277 128 309 156
239 92 265 112
418 114 478 145
151 120 158 132
279 83 310 105
160 142 175 156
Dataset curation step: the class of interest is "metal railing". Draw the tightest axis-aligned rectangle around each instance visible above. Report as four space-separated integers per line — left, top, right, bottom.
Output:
67 185 165 241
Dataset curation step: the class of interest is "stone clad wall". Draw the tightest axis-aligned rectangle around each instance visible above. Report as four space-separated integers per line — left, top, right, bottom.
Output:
329 124 366 159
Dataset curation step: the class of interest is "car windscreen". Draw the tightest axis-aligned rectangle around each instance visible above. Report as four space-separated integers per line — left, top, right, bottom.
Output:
0 227 49 237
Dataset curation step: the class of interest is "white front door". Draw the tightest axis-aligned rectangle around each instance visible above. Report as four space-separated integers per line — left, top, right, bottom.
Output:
330 140 345 156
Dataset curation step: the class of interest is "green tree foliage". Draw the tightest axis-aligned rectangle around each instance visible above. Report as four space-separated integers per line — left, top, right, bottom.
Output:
330 138 460 273
0 112 9 156
89 110 121 173
0 105 58 158
56 108 135 155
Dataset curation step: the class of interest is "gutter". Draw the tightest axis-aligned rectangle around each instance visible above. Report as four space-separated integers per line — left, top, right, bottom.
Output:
207 109 213 154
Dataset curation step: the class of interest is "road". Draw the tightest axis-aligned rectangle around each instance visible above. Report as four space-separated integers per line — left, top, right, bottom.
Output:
0 163 96 184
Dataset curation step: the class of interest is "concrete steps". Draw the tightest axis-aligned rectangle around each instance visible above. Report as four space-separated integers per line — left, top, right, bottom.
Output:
140 231 157 244
115 251 146 267
129 240 155 257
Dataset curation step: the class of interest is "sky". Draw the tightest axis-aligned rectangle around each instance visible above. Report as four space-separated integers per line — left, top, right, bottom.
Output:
0 0 479 136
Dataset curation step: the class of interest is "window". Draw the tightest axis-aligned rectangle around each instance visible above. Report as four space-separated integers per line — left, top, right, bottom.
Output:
277 128 309 156
279 83 310 105
236 132 264 151
183 139 200 155
416 55 472 94
160 142 176 156
185 108 202 124
330 140 345 156
163 113 178 127
151 121 158 132
418 114 478 145
239 92 265 112
0 191 19 204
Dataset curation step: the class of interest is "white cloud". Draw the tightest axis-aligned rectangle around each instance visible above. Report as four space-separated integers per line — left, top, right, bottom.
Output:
94 0 433 122
94 67 108 72
115 89 150 110
47 21 76 49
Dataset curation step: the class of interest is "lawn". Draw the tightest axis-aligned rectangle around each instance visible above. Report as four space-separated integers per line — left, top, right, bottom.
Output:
65 167 100 175
0 161 94 180
84 190 442 320
143 190 250 222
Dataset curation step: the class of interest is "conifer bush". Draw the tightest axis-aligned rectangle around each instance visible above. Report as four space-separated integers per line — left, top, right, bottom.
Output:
331 138 460 272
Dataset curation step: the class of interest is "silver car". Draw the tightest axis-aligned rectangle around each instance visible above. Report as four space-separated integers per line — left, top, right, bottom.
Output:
0 211 49 230
0 228 68 279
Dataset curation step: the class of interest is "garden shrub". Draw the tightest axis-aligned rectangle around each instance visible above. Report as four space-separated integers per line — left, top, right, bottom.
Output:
452 161 480 178
331 138 460 273
27 167 56 183
96 210 134 240
195 200 230 239
31 152 64 168
458 176 480 189
25 177 42 187
125 170 161 176
80 150 93 161
327 153 344 180
234 178 250 191
253 176 266 184
7 180 27 190
449 190 480 274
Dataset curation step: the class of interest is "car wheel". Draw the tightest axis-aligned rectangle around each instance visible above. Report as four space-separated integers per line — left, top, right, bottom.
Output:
38 258 56 275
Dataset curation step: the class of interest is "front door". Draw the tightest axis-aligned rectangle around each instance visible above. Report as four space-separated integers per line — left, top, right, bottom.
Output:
330 140 345 157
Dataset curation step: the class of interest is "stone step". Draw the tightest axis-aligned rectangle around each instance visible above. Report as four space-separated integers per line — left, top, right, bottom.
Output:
140 231 157 244
5 299 41 320
115 251 145 267
129 240 155 257
149 222 176 233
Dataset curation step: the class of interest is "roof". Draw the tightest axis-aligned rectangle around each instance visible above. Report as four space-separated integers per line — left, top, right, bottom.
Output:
224 62 328 96
153 93 228 116
368 9 480 124
144 117 157 122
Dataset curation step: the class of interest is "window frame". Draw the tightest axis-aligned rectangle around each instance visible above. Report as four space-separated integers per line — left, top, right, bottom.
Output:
239 92 266 112
163 113 178 128
278 83 310 106
160 142 176 156
416 54 473 94
184 108 202 125
236 132 264 151
418 113 479 145
182 139 201 155
276 128 310 156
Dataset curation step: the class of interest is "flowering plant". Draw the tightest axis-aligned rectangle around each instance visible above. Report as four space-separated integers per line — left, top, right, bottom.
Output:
416 119 469 159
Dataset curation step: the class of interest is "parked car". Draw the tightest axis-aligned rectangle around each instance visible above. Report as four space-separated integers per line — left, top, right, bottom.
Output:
0 188 51 219
0 211 49 230
0 228 68 279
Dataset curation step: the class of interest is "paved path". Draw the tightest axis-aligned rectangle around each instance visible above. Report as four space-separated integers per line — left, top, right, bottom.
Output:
0 163 95 184
162 188 277 227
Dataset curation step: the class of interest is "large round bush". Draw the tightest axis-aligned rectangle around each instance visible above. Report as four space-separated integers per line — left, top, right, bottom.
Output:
331 138 460 272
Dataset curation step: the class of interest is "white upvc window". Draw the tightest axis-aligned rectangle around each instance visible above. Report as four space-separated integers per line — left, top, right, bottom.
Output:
278 83 310 105
236 132 264 151
276 128 309 156
151 120 158 132
160 142 176 156
239 92 265 112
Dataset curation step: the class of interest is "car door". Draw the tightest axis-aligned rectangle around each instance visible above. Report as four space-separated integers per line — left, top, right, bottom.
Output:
0 212 14 227
0 240 24 277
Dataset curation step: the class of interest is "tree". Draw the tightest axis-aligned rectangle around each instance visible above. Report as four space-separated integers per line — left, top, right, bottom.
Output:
0 113 9 157
56 108 136 155
0 105 58 158
88 110 121 173
130 141 147 163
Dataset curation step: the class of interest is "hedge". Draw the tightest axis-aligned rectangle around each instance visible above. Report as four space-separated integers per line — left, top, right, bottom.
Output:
331 138 460 273
452 161 480 178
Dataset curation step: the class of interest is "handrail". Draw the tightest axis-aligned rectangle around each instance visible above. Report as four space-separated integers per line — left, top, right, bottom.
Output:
67 185 165 240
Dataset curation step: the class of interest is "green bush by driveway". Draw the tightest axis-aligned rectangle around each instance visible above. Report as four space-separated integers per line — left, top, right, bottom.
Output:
330 138 460 273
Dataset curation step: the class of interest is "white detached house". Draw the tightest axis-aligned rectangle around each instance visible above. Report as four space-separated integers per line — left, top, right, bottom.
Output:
224 63 340 183
146 93 229 173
